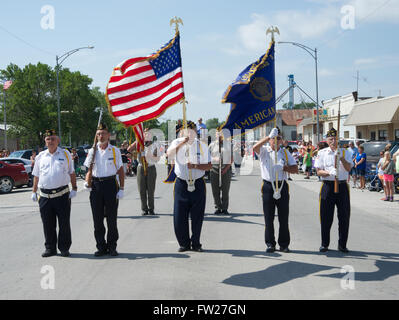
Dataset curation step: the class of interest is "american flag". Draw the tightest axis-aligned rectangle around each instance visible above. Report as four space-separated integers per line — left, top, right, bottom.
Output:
3 80 12 90
133 123 144 152
106 33 184 127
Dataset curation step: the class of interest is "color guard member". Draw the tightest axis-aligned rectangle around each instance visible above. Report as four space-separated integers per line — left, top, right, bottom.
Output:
253 127 298 253
314 128 353 253
84 123 124 257
167 121 212 252
31 129 77 257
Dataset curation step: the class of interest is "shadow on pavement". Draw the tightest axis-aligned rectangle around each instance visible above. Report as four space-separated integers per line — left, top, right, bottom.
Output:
221 249 399 289
67 252 190 260
222 260 336 290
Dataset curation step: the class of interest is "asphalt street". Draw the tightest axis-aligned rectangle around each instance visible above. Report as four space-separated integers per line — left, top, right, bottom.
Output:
0 157 398 300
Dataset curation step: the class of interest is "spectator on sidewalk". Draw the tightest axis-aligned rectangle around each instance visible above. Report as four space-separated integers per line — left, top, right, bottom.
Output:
354 145 367 190
347 142 358 186
377 151 387 200
382 151 396 202
303 144 313 179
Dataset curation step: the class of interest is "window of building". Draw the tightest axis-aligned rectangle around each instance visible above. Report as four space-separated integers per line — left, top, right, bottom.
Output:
329 122 333 130
370 131 376 140
395 129 399 141
357 131 362 139
344 131 349 138
378 130 387 141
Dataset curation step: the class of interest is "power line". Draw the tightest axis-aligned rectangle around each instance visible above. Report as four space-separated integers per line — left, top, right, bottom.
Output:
0 24 55 57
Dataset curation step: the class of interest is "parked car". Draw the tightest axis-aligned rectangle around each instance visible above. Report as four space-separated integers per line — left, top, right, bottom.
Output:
0 160 29 194
8 149 35 160
0 158 33 187
339 139 368 147
361 141 399 170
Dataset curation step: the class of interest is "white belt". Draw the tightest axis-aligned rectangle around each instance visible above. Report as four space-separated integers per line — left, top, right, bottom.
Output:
39 188 69 199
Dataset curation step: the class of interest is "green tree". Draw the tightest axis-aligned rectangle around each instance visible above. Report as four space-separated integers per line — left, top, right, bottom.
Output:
282 102 315 109
0 63 105 147
205 118 221 131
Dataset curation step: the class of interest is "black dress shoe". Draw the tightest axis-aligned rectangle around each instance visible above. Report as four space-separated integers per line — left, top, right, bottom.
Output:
60 251 70 257
94 249 108 257
142 210 149 216
178 246 190 252
148 210 155 215
42 249 57 258
191 246 203 252
222 210 230 215
338 245 349 253
319 246 328 252
280 247 290 253
214 209 222 215
266 246 276 253
109 249 119 256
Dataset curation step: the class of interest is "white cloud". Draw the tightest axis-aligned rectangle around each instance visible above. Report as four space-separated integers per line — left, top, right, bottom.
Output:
354 58 377 65
237 8 339 52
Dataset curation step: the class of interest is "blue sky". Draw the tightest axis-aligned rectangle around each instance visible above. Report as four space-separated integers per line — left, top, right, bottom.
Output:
1 0 399 123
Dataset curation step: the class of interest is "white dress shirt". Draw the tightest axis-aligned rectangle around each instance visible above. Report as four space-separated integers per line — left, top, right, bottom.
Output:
257 145 297 182
314 147 353 181
169 138 210 181
84 143 123 178
32 147 74 189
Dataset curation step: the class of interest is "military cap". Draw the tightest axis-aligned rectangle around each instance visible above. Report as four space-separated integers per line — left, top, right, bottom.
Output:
326 127 337 138
186 121 196 130
44 129 57 137
97 122 108 131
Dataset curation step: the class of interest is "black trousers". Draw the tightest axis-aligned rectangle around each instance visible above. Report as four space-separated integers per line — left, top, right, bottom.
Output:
173 178 206 249
39 192 71 252
319 181 350 248
262 180 290 248
90 178 119 251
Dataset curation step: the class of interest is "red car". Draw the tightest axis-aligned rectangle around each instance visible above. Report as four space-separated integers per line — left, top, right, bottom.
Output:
0 160 29 194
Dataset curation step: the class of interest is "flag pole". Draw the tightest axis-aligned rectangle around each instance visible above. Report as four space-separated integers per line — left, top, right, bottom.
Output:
170 16 195 192
2 88 7 150
267 26 280 199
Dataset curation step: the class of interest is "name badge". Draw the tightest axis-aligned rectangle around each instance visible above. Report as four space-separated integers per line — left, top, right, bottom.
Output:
58 158 64 161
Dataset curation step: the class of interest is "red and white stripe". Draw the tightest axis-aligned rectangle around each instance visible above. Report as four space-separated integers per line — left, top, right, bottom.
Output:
133 123 144 152
106 57 184 127
3 80 12 90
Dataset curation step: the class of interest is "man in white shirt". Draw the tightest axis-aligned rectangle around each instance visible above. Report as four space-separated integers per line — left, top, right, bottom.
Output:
314 128 353 253
84 123 124 257
31 129 77 258
167 121 212 252
253 127 298 253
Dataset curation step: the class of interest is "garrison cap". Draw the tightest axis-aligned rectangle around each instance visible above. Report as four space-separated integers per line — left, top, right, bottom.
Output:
44 129 57 137
97 122 108 131
326 127 337 138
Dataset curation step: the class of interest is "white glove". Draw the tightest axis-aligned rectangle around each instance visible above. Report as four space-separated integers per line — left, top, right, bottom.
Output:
272 164 284 172
84 182 92 192
116 190 124 199
69 190 77 199
31 192 38 202
269 128 279 139
328 167 337 177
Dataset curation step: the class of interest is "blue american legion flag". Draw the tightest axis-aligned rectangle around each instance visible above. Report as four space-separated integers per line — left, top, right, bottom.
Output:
106 33 185 127
220 41 276 136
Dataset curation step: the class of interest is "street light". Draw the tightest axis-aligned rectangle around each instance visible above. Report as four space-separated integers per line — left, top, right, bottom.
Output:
56 46 94 142
278 41 320 143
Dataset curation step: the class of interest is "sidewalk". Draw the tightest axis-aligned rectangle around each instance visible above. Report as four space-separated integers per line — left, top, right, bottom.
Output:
289 173 399 223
